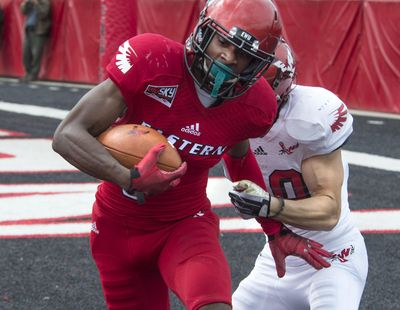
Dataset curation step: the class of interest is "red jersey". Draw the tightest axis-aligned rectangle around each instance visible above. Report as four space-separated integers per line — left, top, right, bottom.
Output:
98 33 277 225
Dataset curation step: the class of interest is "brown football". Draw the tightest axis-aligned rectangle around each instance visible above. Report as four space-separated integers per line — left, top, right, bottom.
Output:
97 124 182 171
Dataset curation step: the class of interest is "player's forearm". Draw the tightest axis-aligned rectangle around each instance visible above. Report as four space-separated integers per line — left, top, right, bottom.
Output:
269 194 340 231
223 143 266 189
224 147 282 234
52 126 131 189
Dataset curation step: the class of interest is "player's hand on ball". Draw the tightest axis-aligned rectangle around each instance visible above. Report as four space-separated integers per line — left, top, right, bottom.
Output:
229 180 271 219
266 225 332 278
129 143 187 203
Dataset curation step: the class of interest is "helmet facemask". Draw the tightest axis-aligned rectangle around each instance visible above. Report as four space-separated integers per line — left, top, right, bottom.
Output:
185 17 277 99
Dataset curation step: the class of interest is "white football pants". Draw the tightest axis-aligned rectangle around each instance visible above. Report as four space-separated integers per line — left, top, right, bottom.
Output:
232 233 368 310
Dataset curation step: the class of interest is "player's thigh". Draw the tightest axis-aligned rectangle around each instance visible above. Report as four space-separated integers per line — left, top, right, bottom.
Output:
233 252 310 310
232 264 279 310
96 265 169 310
159 209 232 310
90 201 170 310
309 238 368 310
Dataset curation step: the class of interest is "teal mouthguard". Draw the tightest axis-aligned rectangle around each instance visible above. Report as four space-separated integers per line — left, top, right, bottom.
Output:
210 61 235 98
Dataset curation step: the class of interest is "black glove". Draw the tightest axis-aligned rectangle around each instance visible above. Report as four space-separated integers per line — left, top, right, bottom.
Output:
228 180 271 219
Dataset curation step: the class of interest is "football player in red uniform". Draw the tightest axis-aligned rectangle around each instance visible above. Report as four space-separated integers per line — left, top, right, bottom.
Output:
53 1 330 309
228 41 368 309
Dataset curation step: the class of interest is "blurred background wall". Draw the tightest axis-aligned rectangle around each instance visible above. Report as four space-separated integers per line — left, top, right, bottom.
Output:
0 0 399 113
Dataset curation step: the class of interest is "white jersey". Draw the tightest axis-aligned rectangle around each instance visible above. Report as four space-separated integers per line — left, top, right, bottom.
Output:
251 85 360 250
233 85 368 310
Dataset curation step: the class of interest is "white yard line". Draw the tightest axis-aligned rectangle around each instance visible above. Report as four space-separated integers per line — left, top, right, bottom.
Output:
0 181 399 237
0 101 68 120
342 151 400 172
0 77 93 89
0 222 91 237
1 138 399 173
0 139 78 172
2 210 400 237
349 109 400 120
1 101 400 121
0 101 399 237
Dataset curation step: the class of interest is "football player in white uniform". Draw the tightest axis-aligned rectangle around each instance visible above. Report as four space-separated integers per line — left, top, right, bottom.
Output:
228 41 368 309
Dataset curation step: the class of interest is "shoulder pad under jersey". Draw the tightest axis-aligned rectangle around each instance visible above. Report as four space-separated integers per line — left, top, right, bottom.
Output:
107 33 183 94
284 85 353 154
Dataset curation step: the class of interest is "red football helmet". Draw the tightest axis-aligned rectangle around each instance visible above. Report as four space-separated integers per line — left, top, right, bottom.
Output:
264 40 296 105
185 0 282 99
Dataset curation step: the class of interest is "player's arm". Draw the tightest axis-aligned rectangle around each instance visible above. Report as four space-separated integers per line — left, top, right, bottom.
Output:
272 148 343 230
222 141 282 234
53 78 187 200
225 143 332 277
52 78 132 189
227 139 249 157
223 140 266 187
230 148 343 231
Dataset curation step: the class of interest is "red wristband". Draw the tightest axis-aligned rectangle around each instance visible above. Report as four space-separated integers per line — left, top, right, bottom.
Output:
256 217 282 235
222 148 267 190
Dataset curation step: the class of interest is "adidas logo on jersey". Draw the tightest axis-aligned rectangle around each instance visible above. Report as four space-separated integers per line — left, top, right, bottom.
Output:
253 146 268 155
181 123 201 136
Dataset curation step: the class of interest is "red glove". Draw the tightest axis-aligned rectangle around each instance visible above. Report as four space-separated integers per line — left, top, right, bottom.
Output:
265 225 332 278
129 143 187 203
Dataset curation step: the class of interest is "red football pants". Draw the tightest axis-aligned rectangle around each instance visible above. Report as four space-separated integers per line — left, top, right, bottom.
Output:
90 201 232 310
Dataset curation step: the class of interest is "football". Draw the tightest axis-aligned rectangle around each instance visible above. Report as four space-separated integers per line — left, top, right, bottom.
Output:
97 124 182 171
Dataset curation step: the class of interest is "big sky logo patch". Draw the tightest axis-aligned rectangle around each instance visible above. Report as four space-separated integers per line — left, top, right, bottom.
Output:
144 85 178 107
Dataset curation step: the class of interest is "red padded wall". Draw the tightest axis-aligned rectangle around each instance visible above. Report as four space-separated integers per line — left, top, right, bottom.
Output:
0 0 399 113
275 0 400 113
0 0 100 83
136 0 205 44
46 0 101 82
353 1 400 112
0 0 25 76
100 0 136 80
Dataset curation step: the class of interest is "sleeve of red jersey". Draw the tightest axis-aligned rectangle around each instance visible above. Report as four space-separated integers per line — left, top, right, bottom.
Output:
222 148 282 235
106 35 150 101
222 148 266 189
243 78 278 138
